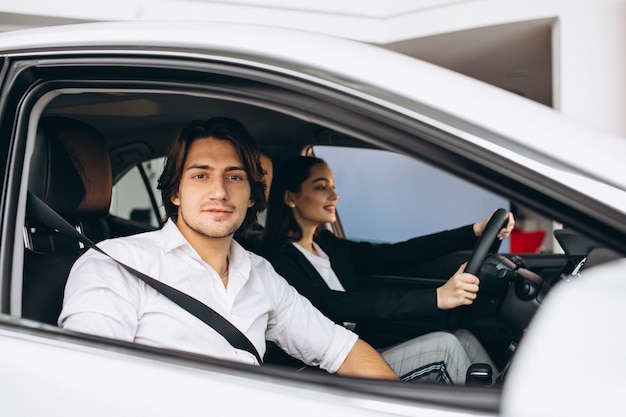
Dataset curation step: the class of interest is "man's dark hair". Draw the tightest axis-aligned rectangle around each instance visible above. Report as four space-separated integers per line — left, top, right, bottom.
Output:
157 117 267 235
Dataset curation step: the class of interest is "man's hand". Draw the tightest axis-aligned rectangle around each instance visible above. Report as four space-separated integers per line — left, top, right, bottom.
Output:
436 263 480 310
336 339 399 380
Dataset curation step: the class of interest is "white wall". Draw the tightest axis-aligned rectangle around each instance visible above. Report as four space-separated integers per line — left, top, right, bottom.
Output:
555 1 626 136
1 0 624 137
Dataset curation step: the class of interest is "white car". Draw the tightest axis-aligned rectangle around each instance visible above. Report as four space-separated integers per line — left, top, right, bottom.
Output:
0 21 625 417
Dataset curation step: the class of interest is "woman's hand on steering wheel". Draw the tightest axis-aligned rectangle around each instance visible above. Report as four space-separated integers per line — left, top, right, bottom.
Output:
473 210 515 240
436 263 480 310
445 208 512 329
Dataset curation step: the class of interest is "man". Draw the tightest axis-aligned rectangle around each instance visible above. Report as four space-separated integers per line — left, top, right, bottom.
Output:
59 117 397 380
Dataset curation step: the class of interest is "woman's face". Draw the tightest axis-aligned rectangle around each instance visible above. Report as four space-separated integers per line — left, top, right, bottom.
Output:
285 163 339 229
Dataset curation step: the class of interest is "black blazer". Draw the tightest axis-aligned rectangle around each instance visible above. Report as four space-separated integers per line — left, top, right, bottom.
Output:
264 225 477 325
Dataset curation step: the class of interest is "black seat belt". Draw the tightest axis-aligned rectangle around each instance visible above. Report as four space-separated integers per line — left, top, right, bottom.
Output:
27 191 263 364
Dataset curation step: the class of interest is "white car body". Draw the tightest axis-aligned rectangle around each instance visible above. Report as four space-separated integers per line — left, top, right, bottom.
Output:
0 21 624 417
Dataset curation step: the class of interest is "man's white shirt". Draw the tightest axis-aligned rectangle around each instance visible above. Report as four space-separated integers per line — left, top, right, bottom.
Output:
59 219 357 372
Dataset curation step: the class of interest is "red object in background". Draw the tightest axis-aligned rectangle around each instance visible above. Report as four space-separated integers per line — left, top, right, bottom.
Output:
510 228 546 253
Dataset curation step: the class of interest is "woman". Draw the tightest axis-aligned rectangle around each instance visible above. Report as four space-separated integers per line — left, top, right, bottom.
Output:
262 156 514 384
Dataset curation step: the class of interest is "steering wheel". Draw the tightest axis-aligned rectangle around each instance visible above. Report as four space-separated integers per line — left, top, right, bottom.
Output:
464 208 510 275
447 208 509 329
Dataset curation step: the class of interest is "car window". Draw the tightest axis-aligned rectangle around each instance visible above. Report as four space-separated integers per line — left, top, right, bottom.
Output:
313 146 511 251
111 158 165 228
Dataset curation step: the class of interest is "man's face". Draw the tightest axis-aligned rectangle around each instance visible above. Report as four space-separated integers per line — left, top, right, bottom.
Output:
172 137 253 241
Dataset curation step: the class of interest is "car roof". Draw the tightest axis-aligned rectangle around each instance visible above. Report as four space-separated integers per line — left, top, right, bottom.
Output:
1 21 625 197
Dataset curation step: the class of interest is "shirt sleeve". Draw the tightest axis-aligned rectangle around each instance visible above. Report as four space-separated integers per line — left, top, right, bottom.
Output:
267 250 439 322
332 225 478 276
58 245 141 341
260 260 358 373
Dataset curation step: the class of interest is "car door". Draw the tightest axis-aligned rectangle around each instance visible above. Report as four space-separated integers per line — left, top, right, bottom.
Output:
0 25 506 417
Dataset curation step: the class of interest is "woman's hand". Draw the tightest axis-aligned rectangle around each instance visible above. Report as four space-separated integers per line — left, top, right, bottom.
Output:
473 210 515 239
436 263 480 310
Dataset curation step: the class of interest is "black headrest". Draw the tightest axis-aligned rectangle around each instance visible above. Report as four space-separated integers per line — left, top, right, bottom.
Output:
29 117 112 221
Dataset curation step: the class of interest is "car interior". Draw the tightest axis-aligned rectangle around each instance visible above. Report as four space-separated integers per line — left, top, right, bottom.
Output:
15 82 623 392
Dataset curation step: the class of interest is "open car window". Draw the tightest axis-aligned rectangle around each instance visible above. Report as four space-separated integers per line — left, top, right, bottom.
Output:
313 145 511 251
111 158 165 228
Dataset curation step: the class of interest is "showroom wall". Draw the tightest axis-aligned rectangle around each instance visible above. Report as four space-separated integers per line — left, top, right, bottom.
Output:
0 0 624 138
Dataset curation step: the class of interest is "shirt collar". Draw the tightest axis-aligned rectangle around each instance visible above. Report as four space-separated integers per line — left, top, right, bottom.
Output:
160 218 252 282
292 241 329 261
161 219 192 253
228 239 251 283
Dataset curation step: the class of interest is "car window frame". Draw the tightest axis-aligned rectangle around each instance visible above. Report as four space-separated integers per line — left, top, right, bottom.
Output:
2 49 626 414
6 52 626 308
0 53 507 412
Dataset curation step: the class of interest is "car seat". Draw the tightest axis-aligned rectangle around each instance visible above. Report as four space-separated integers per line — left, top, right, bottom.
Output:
22 116 112 325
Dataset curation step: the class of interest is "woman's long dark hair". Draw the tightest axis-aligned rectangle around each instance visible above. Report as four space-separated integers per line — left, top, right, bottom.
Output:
263 155 327 249
157 117 266 234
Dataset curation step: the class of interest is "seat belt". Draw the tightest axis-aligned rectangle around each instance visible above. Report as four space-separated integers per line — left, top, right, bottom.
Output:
26 191 263 364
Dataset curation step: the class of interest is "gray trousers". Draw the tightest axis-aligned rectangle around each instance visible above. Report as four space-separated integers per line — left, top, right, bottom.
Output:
380 329 497 384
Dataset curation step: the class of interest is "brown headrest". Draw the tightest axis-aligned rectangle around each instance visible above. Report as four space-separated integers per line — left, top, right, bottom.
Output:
29 117 112 221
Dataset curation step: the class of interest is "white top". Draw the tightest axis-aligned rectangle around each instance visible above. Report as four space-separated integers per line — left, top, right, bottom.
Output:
292 242 356 331
293 242 345 292
59 220 357 372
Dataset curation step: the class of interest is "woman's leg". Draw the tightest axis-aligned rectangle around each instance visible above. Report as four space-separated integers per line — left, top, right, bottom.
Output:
380 331 471 384
454 329 499 374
